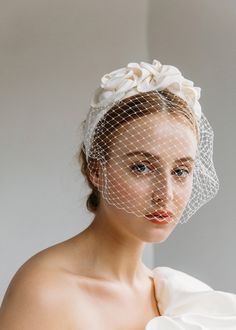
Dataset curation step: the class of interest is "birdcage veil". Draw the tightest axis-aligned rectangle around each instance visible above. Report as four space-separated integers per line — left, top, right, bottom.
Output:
81 60 219 224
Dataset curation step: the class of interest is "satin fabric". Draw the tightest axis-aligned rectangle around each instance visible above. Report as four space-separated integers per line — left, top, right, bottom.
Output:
145 267 236 329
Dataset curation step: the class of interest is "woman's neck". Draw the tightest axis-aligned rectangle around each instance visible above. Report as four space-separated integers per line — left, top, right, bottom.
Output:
72 211 151 287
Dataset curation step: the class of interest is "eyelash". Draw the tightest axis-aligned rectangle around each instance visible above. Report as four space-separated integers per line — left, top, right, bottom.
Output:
129 162 191 178
130 163 153 174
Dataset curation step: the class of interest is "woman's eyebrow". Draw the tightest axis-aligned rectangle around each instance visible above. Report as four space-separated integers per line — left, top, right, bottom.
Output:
124 151 160 160
123 151 195 163
175 157 195 164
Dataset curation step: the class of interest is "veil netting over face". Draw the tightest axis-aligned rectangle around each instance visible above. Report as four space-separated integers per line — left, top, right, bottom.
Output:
81 60 219 224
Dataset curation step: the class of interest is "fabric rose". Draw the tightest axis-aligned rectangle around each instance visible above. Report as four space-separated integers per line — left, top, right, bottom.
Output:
90 59 202 120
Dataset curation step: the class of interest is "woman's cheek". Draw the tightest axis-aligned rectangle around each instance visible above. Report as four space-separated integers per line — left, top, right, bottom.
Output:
105 168 148 205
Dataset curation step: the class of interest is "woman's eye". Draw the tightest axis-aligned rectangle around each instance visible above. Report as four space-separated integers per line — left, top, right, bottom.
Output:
173 168 190 177
130 163 153 174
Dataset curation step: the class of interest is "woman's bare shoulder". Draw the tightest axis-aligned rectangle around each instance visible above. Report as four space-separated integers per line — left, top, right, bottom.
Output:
0 240 83 329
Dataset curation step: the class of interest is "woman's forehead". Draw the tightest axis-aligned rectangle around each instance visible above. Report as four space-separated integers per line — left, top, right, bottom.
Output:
113 112 194 136
109 113 197 160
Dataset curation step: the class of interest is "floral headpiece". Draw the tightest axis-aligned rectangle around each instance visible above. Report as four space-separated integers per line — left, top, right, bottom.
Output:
83 59 202 162
90 59 202 119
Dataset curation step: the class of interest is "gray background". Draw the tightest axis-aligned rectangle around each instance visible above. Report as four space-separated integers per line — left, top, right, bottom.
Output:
1 0 235 302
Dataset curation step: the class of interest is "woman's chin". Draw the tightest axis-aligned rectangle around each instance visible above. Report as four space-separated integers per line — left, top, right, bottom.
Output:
140 226 175 243
147 235 170 243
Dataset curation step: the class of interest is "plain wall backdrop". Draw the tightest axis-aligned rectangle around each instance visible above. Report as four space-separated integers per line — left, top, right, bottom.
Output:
1 0 235 302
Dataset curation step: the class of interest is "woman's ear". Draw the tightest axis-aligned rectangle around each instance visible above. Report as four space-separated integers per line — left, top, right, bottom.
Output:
87 159 102 189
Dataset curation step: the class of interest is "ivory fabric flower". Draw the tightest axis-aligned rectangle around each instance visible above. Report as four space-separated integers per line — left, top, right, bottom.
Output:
90 59 202 119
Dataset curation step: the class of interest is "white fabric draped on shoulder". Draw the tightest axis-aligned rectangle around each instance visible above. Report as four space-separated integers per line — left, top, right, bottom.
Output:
145 267 236 330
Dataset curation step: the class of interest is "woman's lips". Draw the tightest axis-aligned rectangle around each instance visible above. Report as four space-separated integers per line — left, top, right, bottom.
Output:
145 210 174 224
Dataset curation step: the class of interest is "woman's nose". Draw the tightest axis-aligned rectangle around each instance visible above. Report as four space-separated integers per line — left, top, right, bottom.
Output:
151 173 174 204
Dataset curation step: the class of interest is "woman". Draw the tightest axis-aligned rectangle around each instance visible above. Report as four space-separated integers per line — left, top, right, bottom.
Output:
0 60 236 329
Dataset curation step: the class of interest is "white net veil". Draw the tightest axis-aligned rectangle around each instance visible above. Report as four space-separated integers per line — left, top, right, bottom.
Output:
81 60 219 225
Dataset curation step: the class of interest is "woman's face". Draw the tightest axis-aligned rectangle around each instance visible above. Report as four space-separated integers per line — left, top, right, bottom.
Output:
96 112 198 243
